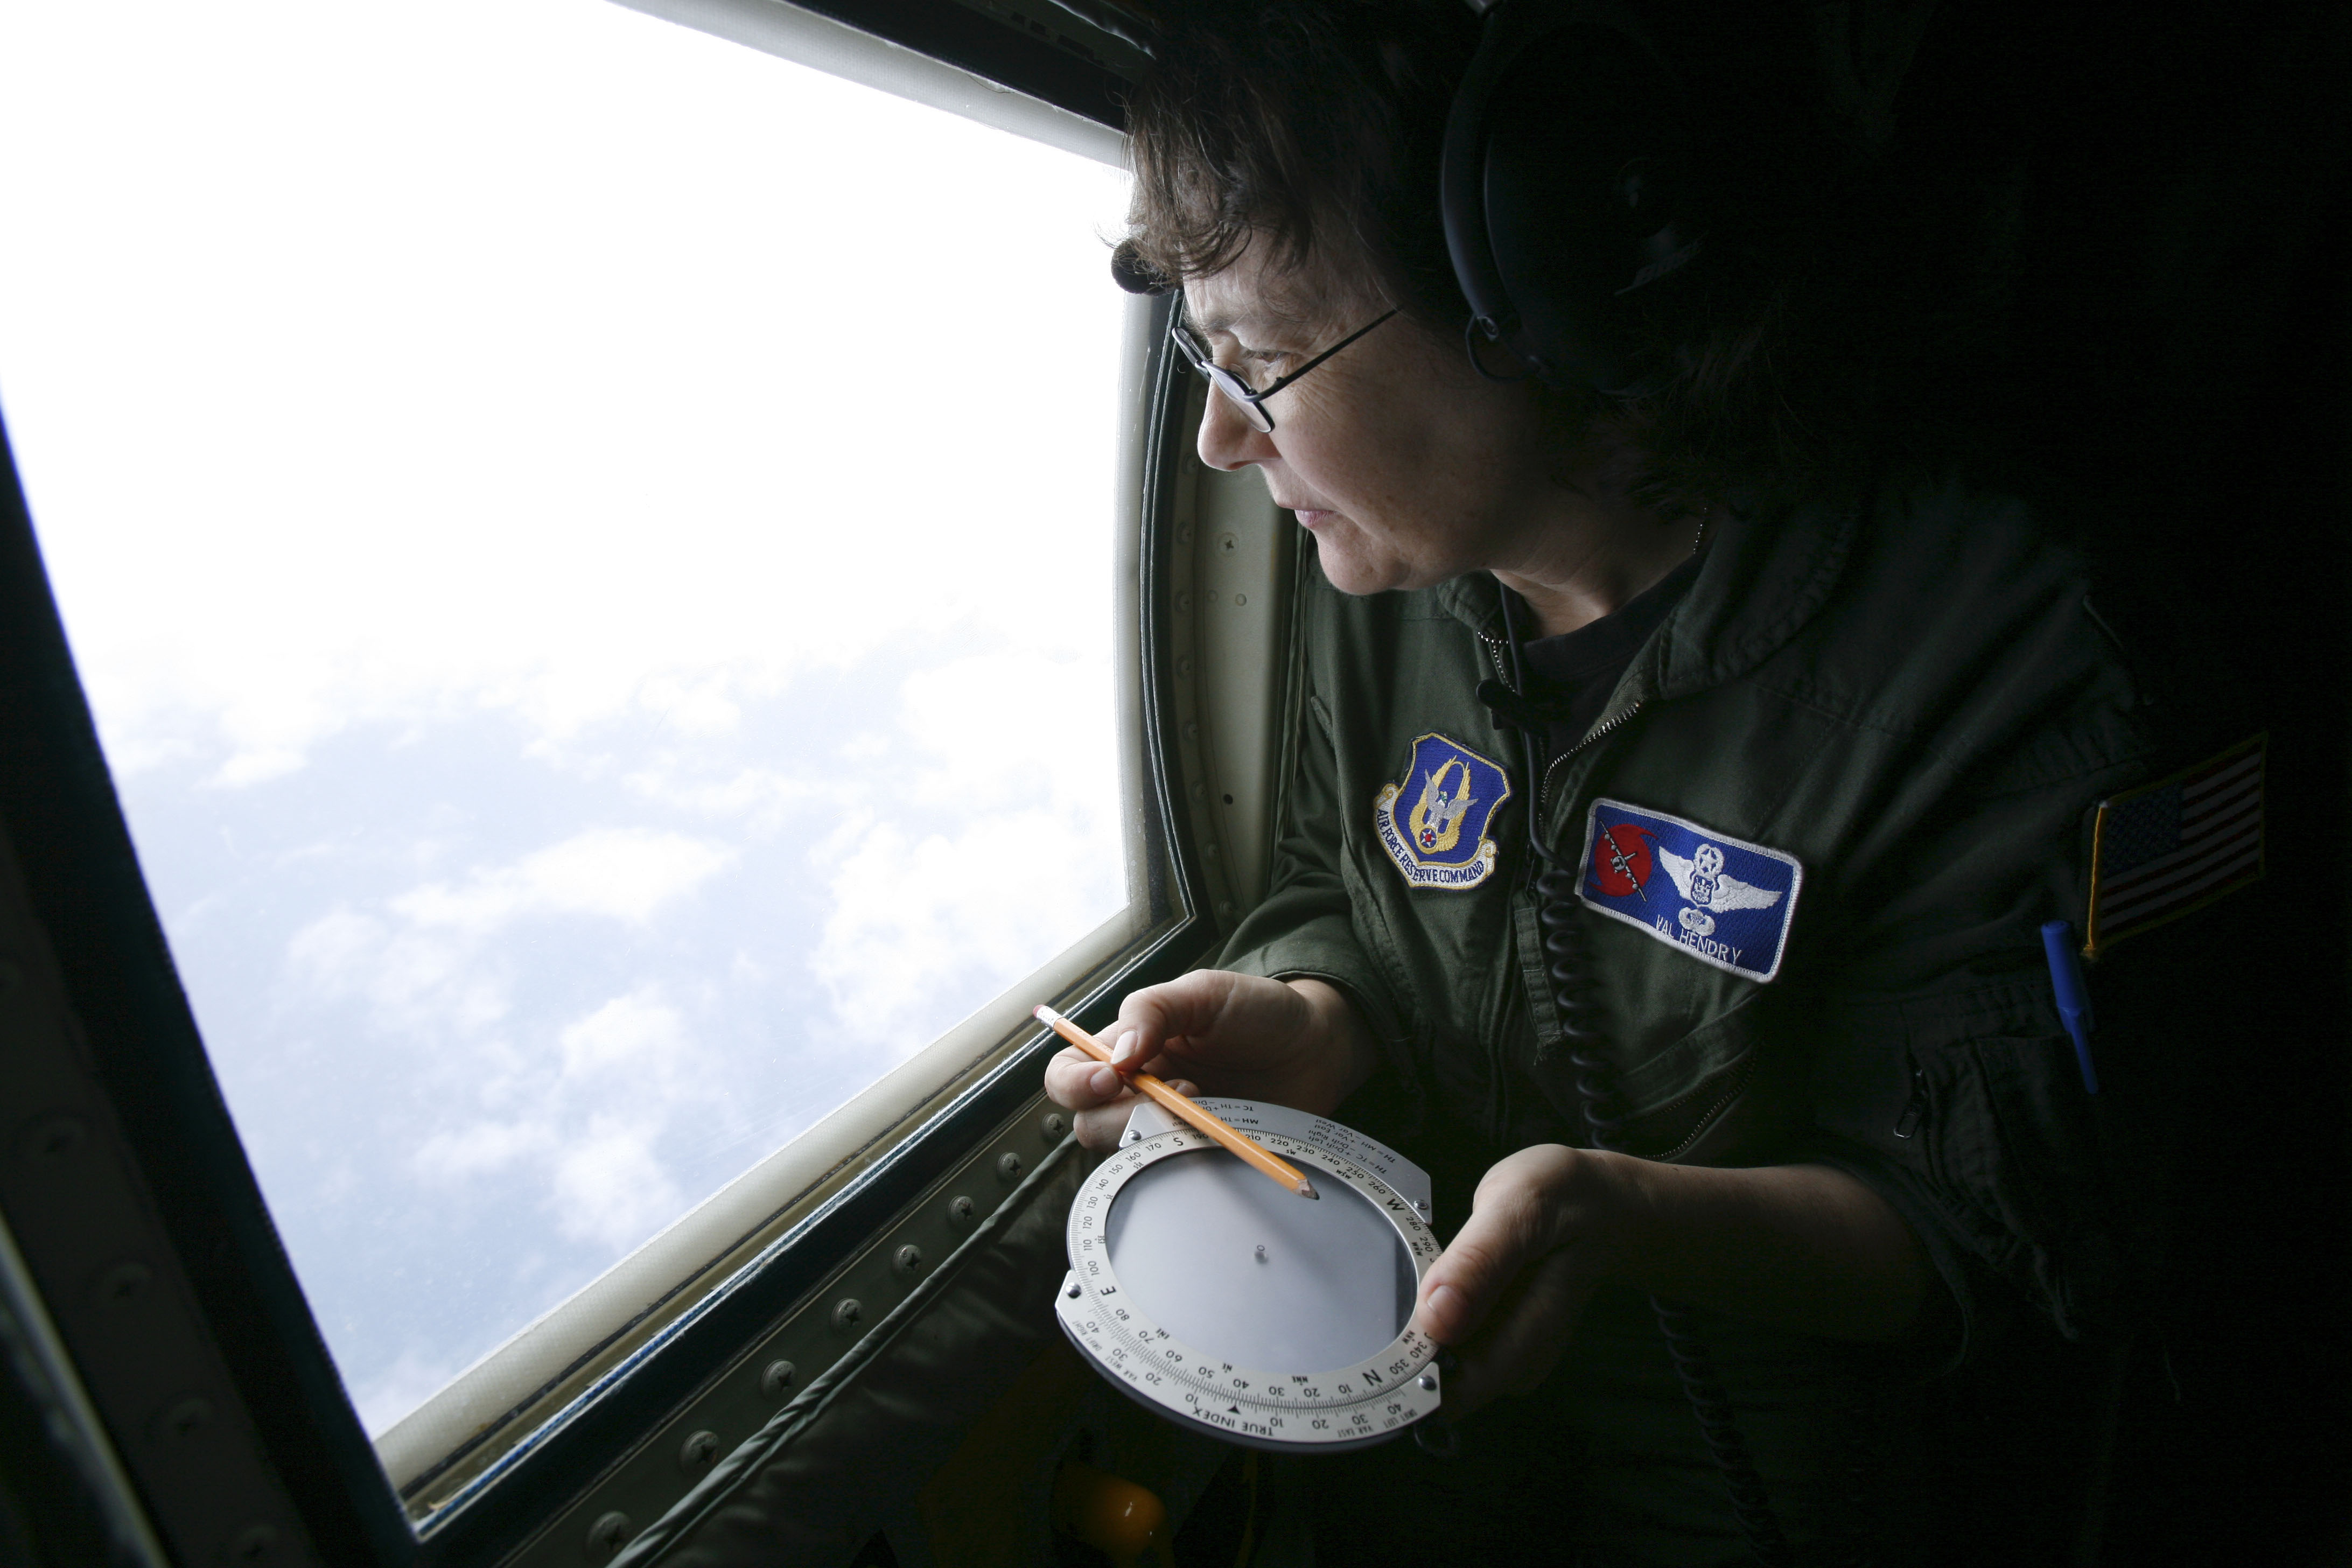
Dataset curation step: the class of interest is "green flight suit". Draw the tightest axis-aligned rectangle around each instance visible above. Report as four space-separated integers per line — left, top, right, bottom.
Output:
1215 476 2153 1563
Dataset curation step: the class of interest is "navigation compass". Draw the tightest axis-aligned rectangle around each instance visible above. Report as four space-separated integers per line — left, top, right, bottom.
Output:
1055 1098 1443 1451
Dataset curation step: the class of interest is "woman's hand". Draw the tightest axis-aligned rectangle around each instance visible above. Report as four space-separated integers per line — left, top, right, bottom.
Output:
1041 972 1377 1151
1412 1151 1934 1419
1410 1144 1633 1417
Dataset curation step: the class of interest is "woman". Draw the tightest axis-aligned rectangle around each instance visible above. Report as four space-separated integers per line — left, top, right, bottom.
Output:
1046 2 2145 1560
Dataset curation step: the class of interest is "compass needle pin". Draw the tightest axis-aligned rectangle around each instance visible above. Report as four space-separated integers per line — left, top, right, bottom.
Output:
1035 1004 1322 1200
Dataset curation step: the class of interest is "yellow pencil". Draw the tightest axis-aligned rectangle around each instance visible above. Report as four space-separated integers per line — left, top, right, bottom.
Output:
1034 1004 1319 1200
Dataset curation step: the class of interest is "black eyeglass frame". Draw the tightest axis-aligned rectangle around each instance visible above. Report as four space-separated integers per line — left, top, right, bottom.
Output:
1170 308 1401 433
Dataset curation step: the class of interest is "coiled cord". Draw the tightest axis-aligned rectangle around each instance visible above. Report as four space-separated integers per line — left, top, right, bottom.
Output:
1536 860 1794 1568
1483 590 1792 1567
1830 1370 1885 1568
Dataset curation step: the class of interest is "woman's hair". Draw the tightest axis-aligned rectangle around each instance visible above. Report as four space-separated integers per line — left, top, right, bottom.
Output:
1122 0 2025 507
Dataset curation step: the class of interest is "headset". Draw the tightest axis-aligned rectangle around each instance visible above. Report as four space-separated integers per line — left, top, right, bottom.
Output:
1113 0 1706 396
1439 0 1704 394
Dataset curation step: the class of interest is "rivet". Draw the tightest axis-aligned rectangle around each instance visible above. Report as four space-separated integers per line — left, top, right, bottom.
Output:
996 1152 1024 1185
1041 1112 1068 1141
1216 901 1235 917
1234 592 1248 607
1177 524 1192 545
91 1259 152 1306
759 1360 797 1398
586 1510 633 1559
831 1298 863 1331
1205 590 1219 605
1203 842 1221 861
1174 591 1191 613
678 1429 720 1474
1218 532 1238 554
16 1112 87 1163
893 1244 925 1278
222 1522 279 1563
150 1395 212 1443
1189 781 1206 800
1182 722 1199 742
946 1195 975 1226
1419 1374 1437 1391
1176 656 1193 677
1065 1279 1082 1298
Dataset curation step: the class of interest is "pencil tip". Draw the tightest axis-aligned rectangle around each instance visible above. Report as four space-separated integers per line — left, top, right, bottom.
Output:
1299 1181 1320 1200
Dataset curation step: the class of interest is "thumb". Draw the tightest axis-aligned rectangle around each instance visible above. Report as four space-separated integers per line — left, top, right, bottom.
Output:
1411 1184 1549 1346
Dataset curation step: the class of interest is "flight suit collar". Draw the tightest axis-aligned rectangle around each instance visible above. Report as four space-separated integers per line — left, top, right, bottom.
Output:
1430 486 1862 710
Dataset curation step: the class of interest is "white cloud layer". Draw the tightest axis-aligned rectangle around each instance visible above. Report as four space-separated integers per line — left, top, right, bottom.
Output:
392 829 735 934
0 0 1135 1437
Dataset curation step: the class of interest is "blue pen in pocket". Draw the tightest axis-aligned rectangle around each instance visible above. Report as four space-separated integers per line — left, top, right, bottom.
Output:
2040 920 2099 1095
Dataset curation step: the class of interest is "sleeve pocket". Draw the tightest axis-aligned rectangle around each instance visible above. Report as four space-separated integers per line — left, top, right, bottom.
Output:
1814 997 2122 1339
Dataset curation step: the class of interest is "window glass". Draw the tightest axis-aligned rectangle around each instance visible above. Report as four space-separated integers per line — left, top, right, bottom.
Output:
0 0 1133 1435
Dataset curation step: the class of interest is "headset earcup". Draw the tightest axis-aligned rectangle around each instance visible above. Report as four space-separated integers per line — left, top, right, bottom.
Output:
1443 0 1697 393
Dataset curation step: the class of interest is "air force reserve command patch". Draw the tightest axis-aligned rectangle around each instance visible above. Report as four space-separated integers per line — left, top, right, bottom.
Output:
1375 733 1512 890
1576 800 1803 981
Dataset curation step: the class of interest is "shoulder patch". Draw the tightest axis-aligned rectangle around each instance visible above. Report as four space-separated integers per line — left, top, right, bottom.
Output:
1576 800 1802 982
2084 732 2265 958
1374 733 1513 890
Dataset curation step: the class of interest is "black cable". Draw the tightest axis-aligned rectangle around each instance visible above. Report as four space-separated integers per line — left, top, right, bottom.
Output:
1488 589 1794 1568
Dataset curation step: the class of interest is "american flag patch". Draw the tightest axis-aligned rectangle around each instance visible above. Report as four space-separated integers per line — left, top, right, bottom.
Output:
2084 734 2265 958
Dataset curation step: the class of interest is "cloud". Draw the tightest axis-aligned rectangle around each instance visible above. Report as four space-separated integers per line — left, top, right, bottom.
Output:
390 828 733 933
398 987 708 1263
620 761 816 835
284 906 508 1040
211 746 308 787
549 1115 684 1252
410 1118 558 1182
559 989 687 1077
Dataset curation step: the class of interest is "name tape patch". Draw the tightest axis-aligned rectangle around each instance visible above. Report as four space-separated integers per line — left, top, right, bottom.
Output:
1576 799 1802 981
1374 733 1512 890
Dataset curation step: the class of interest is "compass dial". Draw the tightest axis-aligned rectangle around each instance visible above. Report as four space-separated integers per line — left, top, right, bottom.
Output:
1056 1101 1443 1451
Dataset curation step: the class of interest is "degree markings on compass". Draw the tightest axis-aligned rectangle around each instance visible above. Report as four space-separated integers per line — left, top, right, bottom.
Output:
1067 1111 1441 1440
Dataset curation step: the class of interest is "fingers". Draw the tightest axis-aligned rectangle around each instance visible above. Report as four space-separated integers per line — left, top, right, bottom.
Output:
1072 1093 1141 1151
1439 1249 1593 1416
1041 968 1304 1153
1108 979 1215 1072
1413 1172 1553 1346
1109 969 1301 1069
1044 1044 1136 1152
1041 1046 1124 1110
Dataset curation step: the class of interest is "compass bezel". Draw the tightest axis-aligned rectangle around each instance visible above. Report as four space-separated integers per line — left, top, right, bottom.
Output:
1056 1116 1443 1452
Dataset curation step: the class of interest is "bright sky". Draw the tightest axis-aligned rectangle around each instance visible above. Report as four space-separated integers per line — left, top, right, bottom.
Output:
0 0 1133 1433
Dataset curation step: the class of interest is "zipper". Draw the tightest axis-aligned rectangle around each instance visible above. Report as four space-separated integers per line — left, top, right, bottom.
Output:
1479 630 1646 831
1655 1047 1762 1163
1892 1064 1929 1140
1542 702 1644 816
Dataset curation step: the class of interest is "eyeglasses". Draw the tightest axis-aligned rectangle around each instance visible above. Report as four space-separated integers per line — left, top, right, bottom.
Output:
1170 308 1400 433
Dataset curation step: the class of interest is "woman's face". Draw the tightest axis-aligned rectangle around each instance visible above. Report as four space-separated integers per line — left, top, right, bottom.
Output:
1182 246 1570 597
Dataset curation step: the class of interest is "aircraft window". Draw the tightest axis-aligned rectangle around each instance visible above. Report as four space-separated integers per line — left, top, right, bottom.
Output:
0 0 1139 1455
